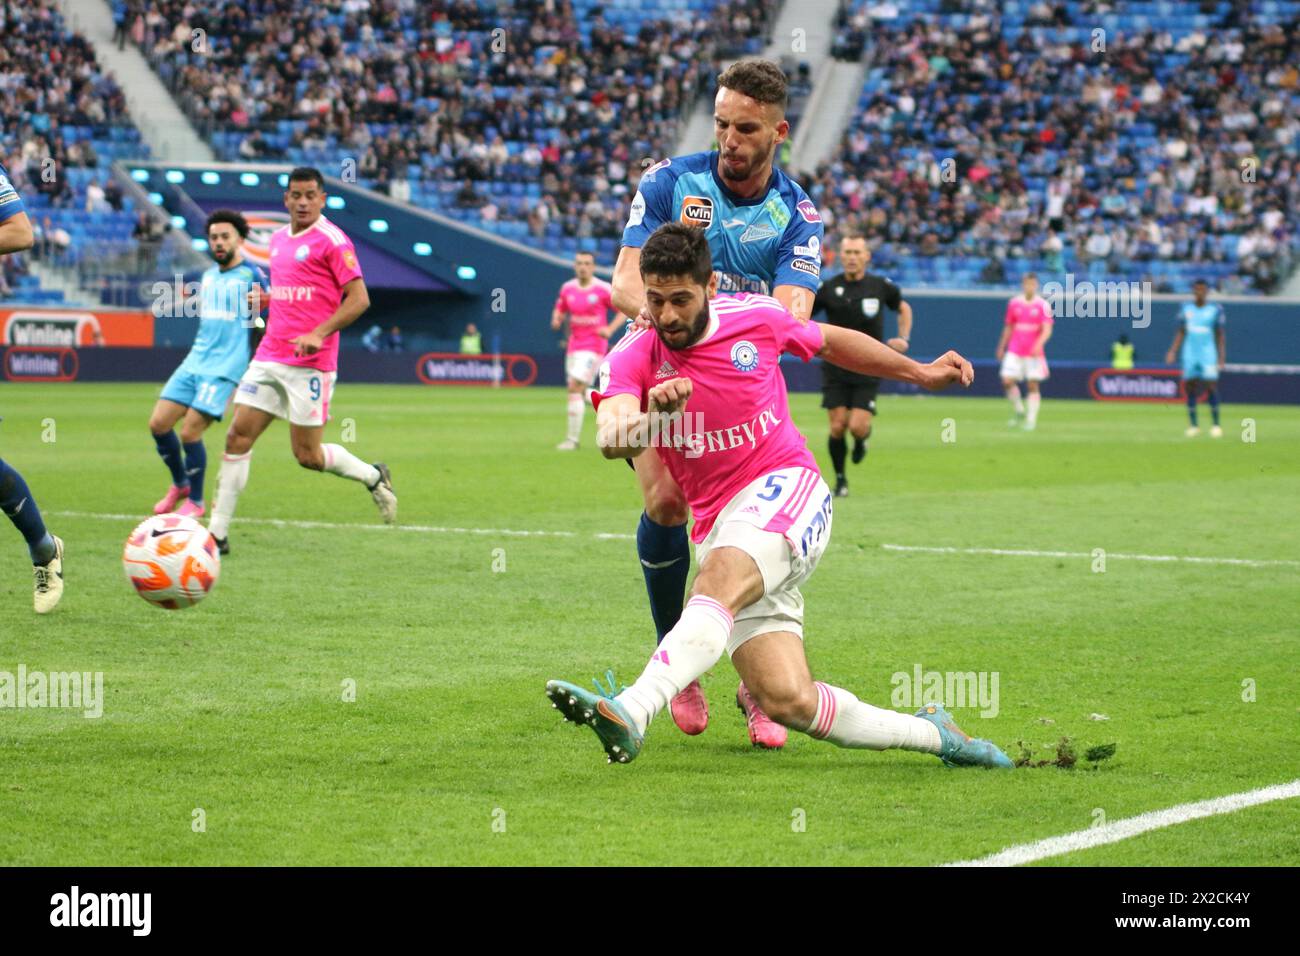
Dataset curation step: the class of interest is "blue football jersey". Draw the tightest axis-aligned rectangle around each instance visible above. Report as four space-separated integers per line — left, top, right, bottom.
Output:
621 151 823 295
1179 302 1224 353
0 161 26 223
180 261 267 382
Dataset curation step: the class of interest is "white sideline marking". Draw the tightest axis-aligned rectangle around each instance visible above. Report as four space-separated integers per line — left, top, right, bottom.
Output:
48 512 1296 563
882 543 1300 569
51 510 636 541
944 779 1300 867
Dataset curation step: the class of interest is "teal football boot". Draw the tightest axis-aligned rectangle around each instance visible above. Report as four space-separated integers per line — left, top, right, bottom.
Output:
915 703 1014 769
546 670 644 765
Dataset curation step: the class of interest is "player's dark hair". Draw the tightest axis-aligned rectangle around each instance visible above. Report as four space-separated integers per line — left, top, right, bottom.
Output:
206 209 249 239
640 223 713 287
574 251 594 259
838 232 867 244
287 166 325 190
717 59 788 111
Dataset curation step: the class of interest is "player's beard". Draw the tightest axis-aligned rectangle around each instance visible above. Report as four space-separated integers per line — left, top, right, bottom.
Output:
212 248 234 267
656 300 710 351
720 137 776 182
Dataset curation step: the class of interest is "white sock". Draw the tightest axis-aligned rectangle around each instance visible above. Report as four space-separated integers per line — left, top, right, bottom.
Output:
1026 391 1041 425
208 451 251 539
1005 383 1024 414
617 595 732 733
566 393 584 443
322 443 380 487
805 682 941 753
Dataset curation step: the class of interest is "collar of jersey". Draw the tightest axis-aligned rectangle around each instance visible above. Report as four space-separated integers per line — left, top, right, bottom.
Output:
696 301 722 344
708 152 778 207
288 216 324 239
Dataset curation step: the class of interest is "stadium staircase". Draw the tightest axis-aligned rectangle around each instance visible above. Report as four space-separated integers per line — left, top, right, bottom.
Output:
25 259 101 308
56 0 214 163
787 59 867 175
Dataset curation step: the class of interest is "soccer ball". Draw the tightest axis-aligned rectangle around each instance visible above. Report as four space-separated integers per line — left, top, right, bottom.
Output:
122 514 221 609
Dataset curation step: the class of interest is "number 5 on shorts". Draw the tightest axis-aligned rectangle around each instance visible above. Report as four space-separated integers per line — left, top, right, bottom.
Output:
755 474 785 502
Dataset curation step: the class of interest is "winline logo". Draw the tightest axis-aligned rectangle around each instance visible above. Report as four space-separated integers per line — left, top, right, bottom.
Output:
1089 368 1183 402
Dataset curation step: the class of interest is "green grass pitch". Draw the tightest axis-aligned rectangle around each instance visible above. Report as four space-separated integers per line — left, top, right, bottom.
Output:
0 381 1296 865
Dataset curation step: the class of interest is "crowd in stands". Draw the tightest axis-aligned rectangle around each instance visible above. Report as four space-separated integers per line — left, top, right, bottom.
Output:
814 0 1299 292
1 0 149 301
132 0 778 261
5 0 1296 305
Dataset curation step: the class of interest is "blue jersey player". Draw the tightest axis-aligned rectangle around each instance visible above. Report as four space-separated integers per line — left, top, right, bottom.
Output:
0 159 65 612
607 59 823 750
149 210 266 517
1164 279 1226 438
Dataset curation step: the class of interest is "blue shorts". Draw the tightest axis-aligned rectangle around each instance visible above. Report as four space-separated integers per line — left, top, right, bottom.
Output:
161 368 237 419
1182 348 1220 382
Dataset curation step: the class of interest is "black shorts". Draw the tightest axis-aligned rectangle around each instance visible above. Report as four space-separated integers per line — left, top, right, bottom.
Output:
821 376 879 413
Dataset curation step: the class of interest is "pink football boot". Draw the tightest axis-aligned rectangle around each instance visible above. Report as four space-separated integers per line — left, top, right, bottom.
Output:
737 681 787 749
669 679 709 735
153 484 190 515
176 499 205 519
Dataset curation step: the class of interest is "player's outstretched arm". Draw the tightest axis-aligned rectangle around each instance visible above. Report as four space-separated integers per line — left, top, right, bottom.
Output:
610 246 645 320
820 324 972 391
0 211 35 255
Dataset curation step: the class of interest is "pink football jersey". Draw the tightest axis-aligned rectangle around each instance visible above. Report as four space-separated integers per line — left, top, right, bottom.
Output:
1005 295 1053 357
597 293 824 542
257 216 364 372
556 278 614 355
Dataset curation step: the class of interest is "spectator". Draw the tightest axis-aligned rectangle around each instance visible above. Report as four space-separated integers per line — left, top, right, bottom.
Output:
85 181 110 214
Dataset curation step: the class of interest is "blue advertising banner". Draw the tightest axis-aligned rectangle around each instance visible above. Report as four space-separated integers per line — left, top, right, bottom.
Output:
4 347 1296 404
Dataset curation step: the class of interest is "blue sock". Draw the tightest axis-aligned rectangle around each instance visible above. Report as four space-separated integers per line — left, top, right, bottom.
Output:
0 457 55 564
1207 389 1220 426
1186 392 1198 427
636 511 690 644
153 430 187 486
183 440 207 503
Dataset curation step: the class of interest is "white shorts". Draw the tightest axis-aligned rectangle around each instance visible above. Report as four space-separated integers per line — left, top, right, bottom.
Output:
565 350 602 386
694 466 833 655
1000 352 1049 382
233 360 337 427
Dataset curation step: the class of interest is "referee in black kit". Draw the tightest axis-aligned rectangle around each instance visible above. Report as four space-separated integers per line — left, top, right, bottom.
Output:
811 234 913 497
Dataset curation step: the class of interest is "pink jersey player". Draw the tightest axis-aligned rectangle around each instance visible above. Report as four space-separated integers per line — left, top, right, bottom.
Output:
548 222 1008 773
1004 294 1053 357
597 292 823 543
257 215 364 372
555 278 614 357
212 170 395 554
997 274 1055 428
